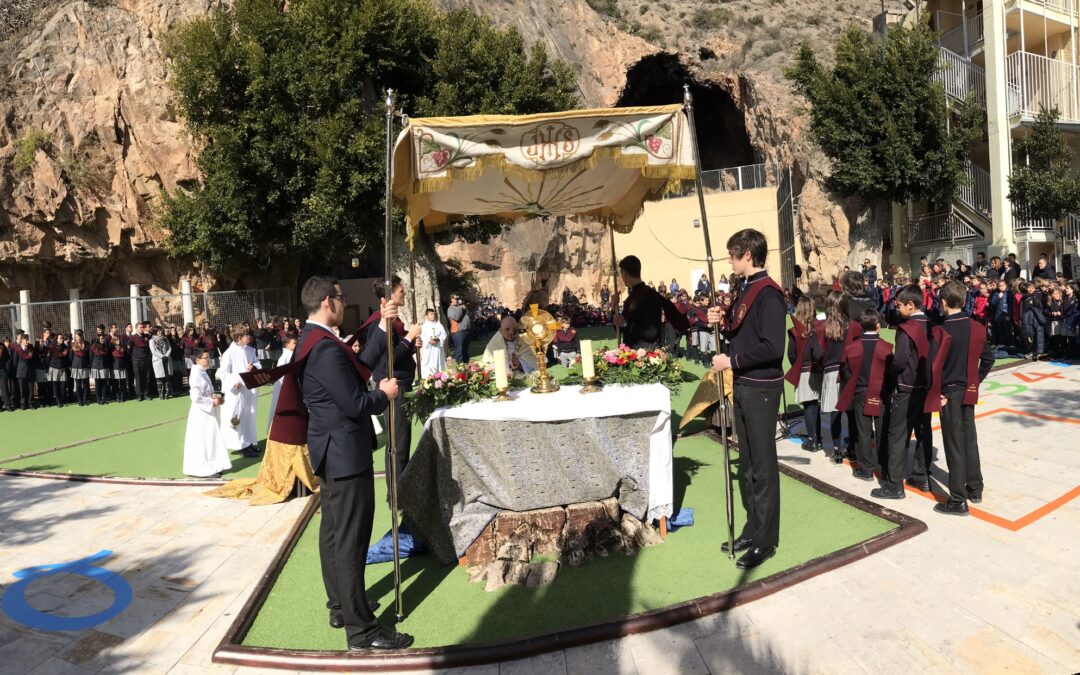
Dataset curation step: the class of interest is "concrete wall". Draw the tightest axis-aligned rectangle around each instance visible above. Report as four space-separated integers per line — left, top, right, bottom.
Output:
613 187 784 292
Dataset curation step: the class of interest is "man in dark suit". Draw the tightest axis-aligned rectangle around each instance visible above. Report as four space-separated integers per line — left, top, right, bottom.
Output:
298 275 414 651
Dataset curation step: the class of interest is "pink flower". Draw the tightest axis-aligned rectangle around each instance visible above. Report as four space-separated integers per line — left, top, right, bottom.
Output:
434 380 443 389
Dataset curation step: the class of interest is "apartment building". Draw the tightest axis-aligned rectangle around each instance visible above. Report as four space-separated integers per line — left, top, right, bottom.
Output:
889 0 1080 278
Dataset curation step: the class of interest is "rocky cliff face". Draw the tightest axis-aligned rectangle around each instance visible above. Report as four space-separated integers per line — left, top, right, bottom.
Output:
0 0 906 305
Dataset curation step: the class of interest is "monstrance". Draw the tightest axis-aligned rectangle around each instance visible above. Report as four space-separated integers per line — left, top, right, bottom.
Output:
519 304 561 394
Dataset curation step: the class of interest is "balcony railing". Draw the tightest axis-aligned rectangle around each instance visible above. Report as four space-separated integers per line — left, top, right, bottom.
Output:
1014 210 1080 240
937 47 987 106
1009 0 1079 16
1006 50 1080 121
937 11 984 56
958 160 993 221
908 210 985 245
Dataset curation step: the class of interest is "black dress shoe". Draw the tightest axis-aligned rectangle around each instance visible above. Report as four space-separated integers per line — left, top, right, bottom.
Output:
720 536 753 554
329 602 381 629
735 546 776 569
968 492 982 504
831 451 844 465
905 479 931 492
800 439 814 451
348 629 414 651
870 487 905 500
934 500 970 516
852 469 876 481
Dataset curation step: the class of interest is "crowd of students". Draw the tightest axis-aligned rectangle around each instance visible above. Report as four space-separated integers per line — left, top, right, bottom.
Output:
0 318 303 412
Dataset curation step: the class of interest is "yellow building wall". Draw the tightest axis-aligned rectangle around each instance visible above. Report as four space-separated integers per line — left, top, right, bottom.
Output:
613 187 784 292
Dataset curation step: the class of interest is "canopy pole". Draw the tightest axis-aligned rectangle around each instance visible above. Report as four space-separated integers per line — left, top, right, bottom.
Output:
409 244 421 382
683 84 736 562
609 226 621 344
383 88 405 621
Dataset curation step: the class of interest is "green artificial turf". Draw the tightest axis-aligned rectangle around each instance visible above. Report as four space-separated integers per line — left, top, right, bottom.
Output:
241 433 896 650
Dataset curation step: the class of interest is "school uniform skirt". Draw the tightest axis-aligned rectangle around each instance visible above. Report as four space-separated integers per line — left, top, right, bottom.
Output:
70 368 90 380
256 348 270 361
1048 320 1062 337
35 369 47 383
207 356 219 369
91 368 111 380
112 367 127 379
47 367 67 382
172 357 186 373
819 370 841 413
794 370 822 404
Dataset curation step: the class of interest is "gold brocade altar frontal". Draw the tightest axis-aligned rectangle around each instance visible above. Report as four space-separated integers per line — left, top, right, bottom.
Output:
392 105 697 240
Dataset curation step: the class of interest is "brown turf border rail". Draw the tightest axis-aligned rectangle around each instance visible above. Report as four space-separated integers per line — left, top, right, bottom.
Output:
211 460 927 671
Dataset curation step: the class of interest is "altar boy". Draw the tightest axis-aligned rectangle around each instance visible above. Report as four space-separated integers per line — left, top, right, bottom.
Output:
934 280 995 515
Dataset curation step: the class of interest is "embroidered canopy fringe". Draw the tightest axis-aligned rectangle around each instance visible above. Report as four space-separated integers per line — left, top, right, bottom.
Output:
392 104 698 246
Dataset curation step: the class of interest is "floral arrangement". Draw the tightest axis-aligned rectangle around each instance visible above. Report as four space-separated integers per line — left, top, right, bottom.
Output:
574 344 686 392
410 360 497 420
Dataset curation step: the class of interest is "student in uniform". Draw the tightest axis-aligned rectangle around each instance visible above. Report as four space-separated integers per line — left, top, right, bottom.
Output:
168 327 186 395
129 323 153 401
707 228 786 570
13 334 35 410
785 296 822 452
872 285 934 500
47 333 71 408
817 291 852 464
836 309 893 481
0 337 12 412
934 281 995 515
90 334 113 405
111 337 128 403
69 335 91 406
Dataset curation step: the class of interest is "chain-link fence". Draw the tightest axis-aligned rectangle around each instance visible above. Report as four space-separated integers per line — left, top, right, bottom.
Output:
0 288 295 340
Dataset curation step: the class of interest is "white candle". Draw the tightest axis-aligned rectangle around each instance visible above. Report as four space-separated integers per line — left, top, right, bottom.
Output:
493 349 509 389
581 340 595 379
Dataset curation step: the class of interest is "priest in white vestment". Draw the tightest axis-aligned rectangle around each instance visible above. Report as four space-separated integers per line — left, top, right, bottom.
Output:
220 327 261 457
266 333 297 437
482 316 537 375
183 350 232 478
419 308 448 378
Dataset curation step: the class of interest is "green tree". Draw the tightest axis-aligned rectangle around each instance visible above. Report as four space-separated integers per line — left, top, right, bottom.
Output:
785 22 983 207
162 0 578 272
1009 107 1080 222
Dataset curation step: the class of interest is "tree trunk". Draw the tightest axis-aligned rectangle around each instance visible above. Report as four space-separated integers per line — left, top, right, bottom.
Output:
392 229 443 326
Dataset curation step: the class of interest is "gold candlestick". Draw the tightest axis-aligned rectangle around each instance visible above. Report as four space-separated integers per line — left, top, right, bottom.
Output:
580 376 602 394
494 386 512 402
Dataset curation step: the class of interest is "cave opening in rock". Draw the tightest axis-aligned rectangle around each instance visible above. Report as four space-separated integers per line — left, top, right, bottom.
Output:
616 54 755 170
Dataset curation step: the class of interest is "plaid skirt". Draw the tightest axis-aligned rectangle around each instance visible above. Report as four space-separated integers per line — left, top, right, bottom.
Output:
91 368 111 380
820 370 841 413
47 367 68 382
70 368 90 380
112 367 127 379
794 370 822 404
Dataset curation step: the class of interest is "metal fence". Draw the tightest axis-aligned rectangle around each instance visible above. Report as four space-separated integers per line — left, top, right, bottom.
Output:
665 162 781 199
0 287 295 340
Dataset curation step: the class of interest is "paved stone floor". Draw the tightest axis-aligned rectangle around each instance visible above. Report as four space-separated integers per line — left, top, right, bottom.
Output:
1 360 1077 674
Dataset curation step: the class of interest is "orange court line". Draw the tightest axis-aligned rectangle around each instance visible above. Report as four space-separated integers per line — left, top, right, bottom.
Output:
840 406 1080 531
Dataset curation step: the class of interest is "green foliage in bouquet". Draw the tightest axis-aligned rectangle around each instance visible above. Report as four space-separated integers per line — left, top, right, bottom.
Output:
566 344 687 392
410 360 498 421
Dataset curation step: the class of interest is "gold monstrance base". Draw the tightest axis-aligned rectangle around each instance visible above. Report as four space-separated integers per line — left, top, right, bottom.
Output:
530 345 560 394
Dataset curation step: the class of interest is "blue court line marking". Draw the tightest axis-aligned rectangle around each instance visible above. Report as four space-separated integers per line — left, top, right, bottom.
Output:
2 550 132 631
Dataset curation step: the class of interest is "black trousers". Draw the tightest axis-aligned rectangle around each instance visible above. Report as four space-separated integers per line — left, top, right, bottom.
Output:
883 390 928 491
852 388 883 474
384 383 413 487
0 373 11 410
939 391 983 502
317 470 380 645
732 383 782 549
16 376 32 408
132 360 151 400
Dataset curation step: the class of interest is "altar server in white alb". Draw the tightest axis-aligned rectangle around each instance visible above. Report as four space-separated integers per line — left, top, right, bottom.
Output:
419 308 447 378
266 332 298 437
220 325 261 457
183 349 231 478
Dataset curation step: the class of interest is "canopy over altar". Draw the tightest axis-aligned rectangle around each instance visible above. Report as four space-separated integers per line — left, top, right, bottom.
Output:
391 104 697 239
